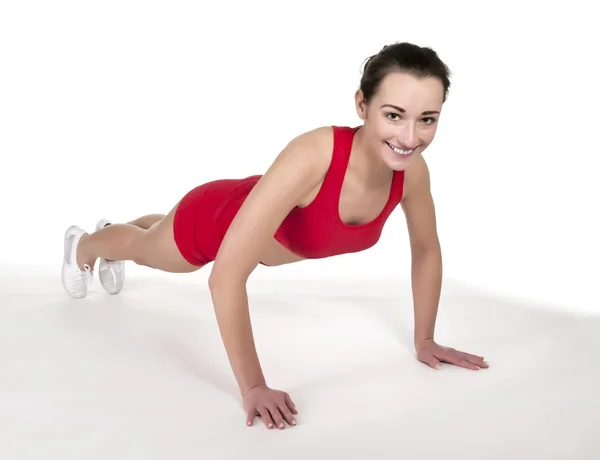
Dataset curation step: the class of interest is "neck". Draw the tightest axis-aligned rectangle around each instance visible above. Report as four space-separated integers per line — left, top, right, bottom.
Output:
351 126 392 186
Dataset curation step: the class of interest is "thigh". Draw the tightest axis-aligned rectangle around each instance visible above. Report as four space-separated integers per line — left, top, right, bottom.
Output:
136 200 203 273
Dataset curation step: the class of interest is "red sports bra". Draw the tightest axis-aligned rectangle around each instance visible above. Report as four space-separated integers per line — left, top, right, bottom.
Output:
270 125 405 259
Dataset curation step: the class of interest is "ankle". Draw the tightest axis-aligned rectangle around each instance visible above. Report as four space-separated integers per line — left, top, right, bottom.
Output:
76 234 96 270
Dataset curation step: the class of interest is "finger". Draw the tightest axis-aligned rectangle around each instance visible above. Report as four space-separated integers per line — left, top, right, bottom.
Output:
451 351 487 368
460 360 480 370
268 405 287 430
458 351 486 362
421 355 442 370
285 393 298 414
277 401 297 427
442 353 480 370
246 407 257 427
465 355 489 368
257 407 275 429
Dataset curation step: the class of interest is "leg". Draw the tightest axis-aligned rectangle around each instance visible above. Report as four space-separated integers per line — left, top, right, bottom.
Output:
127 214 166 230
94 213 165 262
77 202 201 274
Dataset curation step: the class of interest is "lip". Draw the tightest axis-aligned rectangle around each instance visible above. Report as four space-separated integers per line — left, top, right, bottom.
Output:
386 141 416 156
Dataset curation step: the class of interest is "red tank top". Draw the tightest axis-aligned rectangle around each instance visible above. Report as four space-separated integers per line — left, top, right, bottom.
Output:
272 125 405 259
214 125 405 260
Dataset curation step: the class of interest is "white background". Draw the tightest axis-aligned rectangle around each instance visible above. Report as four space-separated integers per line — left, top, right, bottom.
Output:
1 2 599 459
1 0 598 314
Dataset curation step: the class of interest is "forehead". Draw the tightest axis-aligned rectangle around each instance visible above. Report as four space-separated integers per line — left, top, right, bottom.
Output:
375 72 444 109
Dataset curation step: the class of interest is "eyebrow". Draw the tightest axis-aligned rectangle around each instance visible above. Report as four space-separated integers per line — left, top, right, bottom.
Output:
381 104 440 116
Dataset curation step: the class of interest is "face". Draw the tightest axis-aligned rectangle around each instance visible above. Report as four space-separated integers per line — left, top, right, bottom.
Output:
355 71 444 171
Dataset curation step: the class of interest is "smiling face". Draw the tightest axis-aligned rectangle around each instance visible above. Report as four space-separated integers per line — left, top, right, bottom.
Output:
355 71 445 171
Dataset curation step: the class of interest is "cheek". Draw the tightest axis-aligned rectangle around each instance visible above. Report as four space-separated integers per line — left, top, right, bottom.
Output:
371 122 395 139
420 126 438 143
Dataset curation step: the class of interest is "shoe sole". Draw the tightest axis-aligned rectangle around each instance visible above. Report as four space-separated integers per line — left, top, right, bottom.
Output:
61 225 87 299
95 219 125 295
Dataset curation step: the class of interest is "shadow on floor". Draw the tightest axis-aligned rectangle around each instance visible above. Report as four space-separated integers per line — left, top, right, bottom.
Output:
0 266 597 459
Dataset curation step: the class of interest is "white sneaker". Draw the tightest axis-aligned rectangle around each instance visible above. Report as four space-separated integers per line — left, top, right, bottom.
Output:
61 225 93 299
95 219 125 295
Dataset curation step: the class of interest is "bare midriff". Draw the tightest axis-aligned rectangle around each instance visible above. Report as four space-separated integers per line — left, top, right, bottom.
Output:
259 238 306 266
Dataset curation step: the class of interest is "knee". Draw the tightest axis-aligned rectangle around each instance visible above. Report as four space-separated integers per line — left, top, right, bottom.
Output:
132 256 155 269
131 247 155 268
129 228 154 267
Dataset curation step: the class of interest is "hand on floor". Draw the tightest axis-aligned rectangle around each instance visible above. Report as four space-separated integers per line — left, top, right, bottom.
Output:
243 384 298 430
415 339 489 371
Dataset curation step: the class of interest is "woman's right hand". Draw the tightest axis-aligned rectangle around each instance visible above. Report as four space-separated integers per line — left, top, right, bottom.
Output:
243 385 298 429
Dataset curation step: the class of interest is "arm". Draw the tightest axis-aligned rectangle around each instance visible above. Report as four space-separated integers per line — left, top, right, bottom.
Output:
401 155 488 371
400 154 443 348
207 127 332 395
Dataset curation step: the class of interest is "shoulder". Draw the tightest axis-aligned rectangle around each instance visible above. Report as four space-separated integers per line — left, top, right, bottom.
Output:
279 125 335 174
255 125 335 190
286 126 334 156
399 153 440 252
401 152 431 200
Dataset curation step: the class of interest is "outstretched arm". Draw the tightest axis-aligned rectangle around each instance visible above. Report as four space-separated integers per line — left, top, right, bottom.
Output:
401 154 488 371
208 127 332 427
400 153 443 347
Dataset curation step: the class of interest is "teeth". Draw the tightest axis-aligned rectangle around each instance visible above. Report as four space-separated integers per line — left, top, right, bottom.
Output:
387 142 413 155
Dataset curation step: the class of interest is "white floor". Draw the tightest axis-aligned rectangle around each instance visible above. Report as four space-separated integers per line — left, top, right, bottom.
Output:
0 264 597 460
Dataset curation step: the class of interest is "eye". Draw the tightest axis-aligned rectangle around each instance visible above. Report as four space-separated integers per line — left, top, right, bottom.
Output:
386 112 401 121
422 117 437 125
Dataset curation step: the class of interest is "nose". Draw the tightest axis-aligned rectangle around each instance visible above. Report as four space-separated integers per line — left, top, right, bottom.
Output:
396 125 419 149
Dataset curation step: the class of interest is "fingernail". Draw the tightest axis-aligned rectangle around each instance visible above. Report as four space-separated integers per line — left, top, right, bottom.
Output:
268 423 273 428
292 420 297 425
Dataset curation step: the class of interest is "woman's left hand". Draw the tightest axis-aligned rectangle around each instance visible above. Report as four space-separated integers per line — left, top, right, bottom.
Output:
415 339 489 370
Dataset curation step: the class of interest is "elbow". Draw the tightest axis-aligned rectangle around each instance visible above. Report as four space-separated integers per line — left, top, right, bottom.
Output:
208 264 248 293
417 246 441 258
208 269 230 292
207 271 221 292
411 240 441 257
208 242 261 292
411 243 442 265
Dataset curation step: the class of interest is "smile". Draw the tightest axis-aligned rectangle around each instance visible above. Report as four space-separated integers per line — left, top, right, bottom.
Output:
386 142 414 156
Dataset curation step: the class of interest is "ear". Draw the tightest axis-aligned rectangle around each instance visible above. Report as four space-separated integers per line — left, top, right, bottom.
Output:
354 89 367 120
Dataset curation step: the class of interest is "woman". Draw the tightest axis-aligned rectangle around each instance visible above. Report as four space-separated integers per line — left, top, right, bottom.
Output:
61 42 489 430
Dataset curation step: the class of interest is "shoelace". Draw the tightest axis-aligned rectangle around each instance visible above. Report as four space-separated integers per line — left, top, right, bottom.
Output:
99 259 120 286
75 264 93 283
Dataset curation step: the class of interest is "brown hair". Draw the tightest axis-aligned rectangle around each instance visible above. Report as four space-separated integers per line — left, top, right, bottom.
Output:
360 42 451 103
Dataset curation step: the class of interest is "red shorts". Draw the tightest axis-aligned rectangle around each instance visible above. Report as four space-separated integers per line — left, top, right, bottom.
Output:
172 175 261 266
